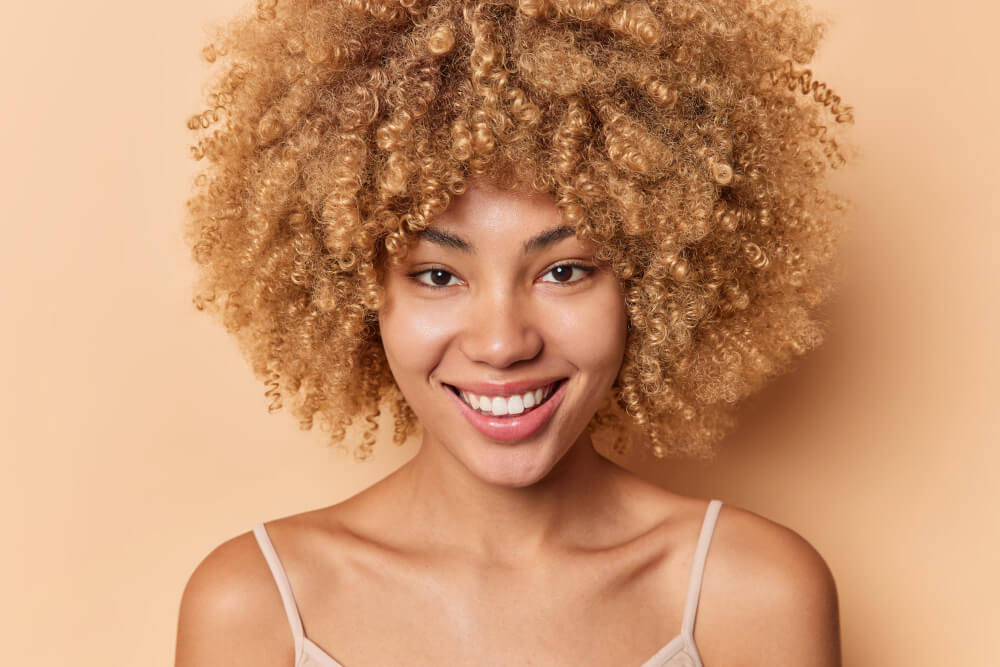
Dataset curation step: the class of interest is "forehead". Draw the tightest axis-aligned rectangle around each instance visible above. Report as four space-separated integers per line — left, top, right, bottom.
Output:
399 177 600 263
431 178 563 236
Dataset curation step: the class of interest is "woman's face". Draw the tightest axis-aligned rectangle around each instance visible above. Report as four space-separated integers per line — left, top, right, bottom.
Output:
378 178 628 487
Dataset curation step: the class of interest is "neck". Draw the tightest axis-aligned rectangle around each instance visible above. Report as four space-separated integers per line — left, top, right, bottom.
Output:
388 430 629 564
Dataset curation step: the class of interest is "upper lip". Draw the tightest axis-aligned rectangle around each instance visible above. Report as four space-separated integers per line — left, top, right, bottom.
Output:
444 377 566 397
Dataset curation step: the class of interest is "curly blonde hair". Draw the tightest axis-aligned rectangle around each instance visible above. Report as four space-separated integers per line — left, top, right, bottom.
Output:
183 0 853 462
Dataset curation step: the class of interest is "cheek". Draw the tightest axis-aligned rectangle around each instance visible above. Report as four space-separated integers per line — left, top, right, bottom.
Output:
543 286 627 375
378 291 457 385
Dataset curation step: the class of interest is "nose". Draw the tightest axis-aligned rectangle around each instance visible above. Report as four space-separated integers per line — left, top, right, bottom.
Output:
459 289 543 369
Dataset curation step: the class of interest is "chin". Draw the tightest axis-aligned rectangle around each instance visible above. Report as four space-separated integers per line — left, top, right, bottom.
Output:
454 436 573 488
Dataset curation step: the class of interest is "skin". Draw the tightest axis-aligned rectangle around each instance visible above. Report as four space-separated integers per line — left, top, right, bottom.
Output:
377 176 629 499
175 178 842 666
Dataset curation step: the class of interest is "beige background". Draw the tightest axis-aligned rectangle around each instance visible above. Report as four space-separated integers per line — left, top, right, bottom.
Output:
1 0 995 665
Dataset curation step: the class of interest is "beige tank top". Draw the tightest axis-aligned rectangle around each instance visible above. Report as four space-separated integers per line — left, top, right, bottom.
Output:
252 499 723 667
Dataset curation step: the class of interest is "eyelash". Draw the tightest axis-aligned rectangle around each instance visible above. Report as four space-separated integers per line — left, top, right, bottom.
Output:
407 262 595 289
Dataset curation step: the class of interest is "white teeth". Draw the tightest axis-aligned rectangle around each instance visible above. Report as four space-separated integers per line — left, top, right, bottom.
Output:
492 396 508 416
457 382 560 416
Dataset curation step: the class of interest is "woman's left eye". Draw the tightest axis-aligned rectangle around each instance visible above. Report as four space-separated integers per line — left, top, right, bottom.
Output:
538 264 594 284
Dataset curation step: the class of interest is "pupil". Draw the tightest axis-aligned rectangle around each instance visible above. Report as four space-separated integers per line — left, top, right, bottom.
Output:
432 270 450 285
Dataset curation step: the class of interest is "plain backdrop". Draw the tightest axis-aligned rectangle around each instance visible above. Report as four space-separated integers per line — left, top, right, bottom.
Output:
1 0 996 665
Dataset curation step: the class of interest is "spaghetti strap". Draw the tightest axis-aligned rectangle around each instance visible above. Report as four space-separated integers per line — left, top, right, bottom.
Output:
252 522 305 662
680 499 723 639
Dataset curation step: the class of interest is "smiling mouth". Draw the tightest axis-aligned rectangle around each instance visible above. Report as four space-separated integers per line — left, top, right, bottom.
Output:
445 380 566 417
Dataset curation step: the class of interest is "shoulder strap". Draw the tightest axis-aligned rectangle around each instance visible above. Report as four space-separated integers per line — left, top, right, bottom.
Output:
680 499 723 638
252 522 305 661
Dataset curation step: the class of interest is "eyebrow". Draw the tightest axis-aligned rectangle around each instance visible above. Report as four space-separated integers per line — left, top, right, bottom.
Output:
416 225 577 255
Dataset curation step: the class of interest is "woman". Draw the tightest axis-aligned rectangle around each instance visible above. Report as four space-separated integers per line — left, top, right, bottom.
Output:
176 0 851 664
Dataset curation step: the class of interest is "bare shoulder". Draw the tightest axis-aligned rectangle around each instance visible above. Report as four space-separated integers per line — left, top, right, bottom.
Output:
174 528 293 667
698 502 842 666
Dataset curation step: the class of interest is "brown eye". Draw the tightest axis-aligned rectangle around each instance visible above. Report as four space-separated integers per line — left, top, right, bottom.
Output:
430 269 452 285
410 268 461 288
551 266 573 282
539 263 593 284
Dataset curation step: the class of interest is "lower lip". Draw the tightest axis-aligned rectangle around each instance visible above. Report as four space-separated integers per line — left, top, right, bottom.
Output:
445 381 568 443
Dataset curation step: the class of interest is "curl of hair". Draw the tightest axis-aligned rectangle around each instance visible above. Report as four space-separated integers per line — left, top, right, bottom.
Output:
184 0 854 461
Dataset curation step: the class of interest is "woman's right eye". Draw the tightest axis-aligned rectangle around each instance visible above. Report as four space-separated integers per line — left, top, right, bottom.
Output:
409 268 461 288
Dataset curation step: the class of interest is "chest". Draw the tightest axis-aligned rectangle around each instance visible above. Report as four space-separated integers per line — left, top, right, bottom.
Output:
294 550 691 666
